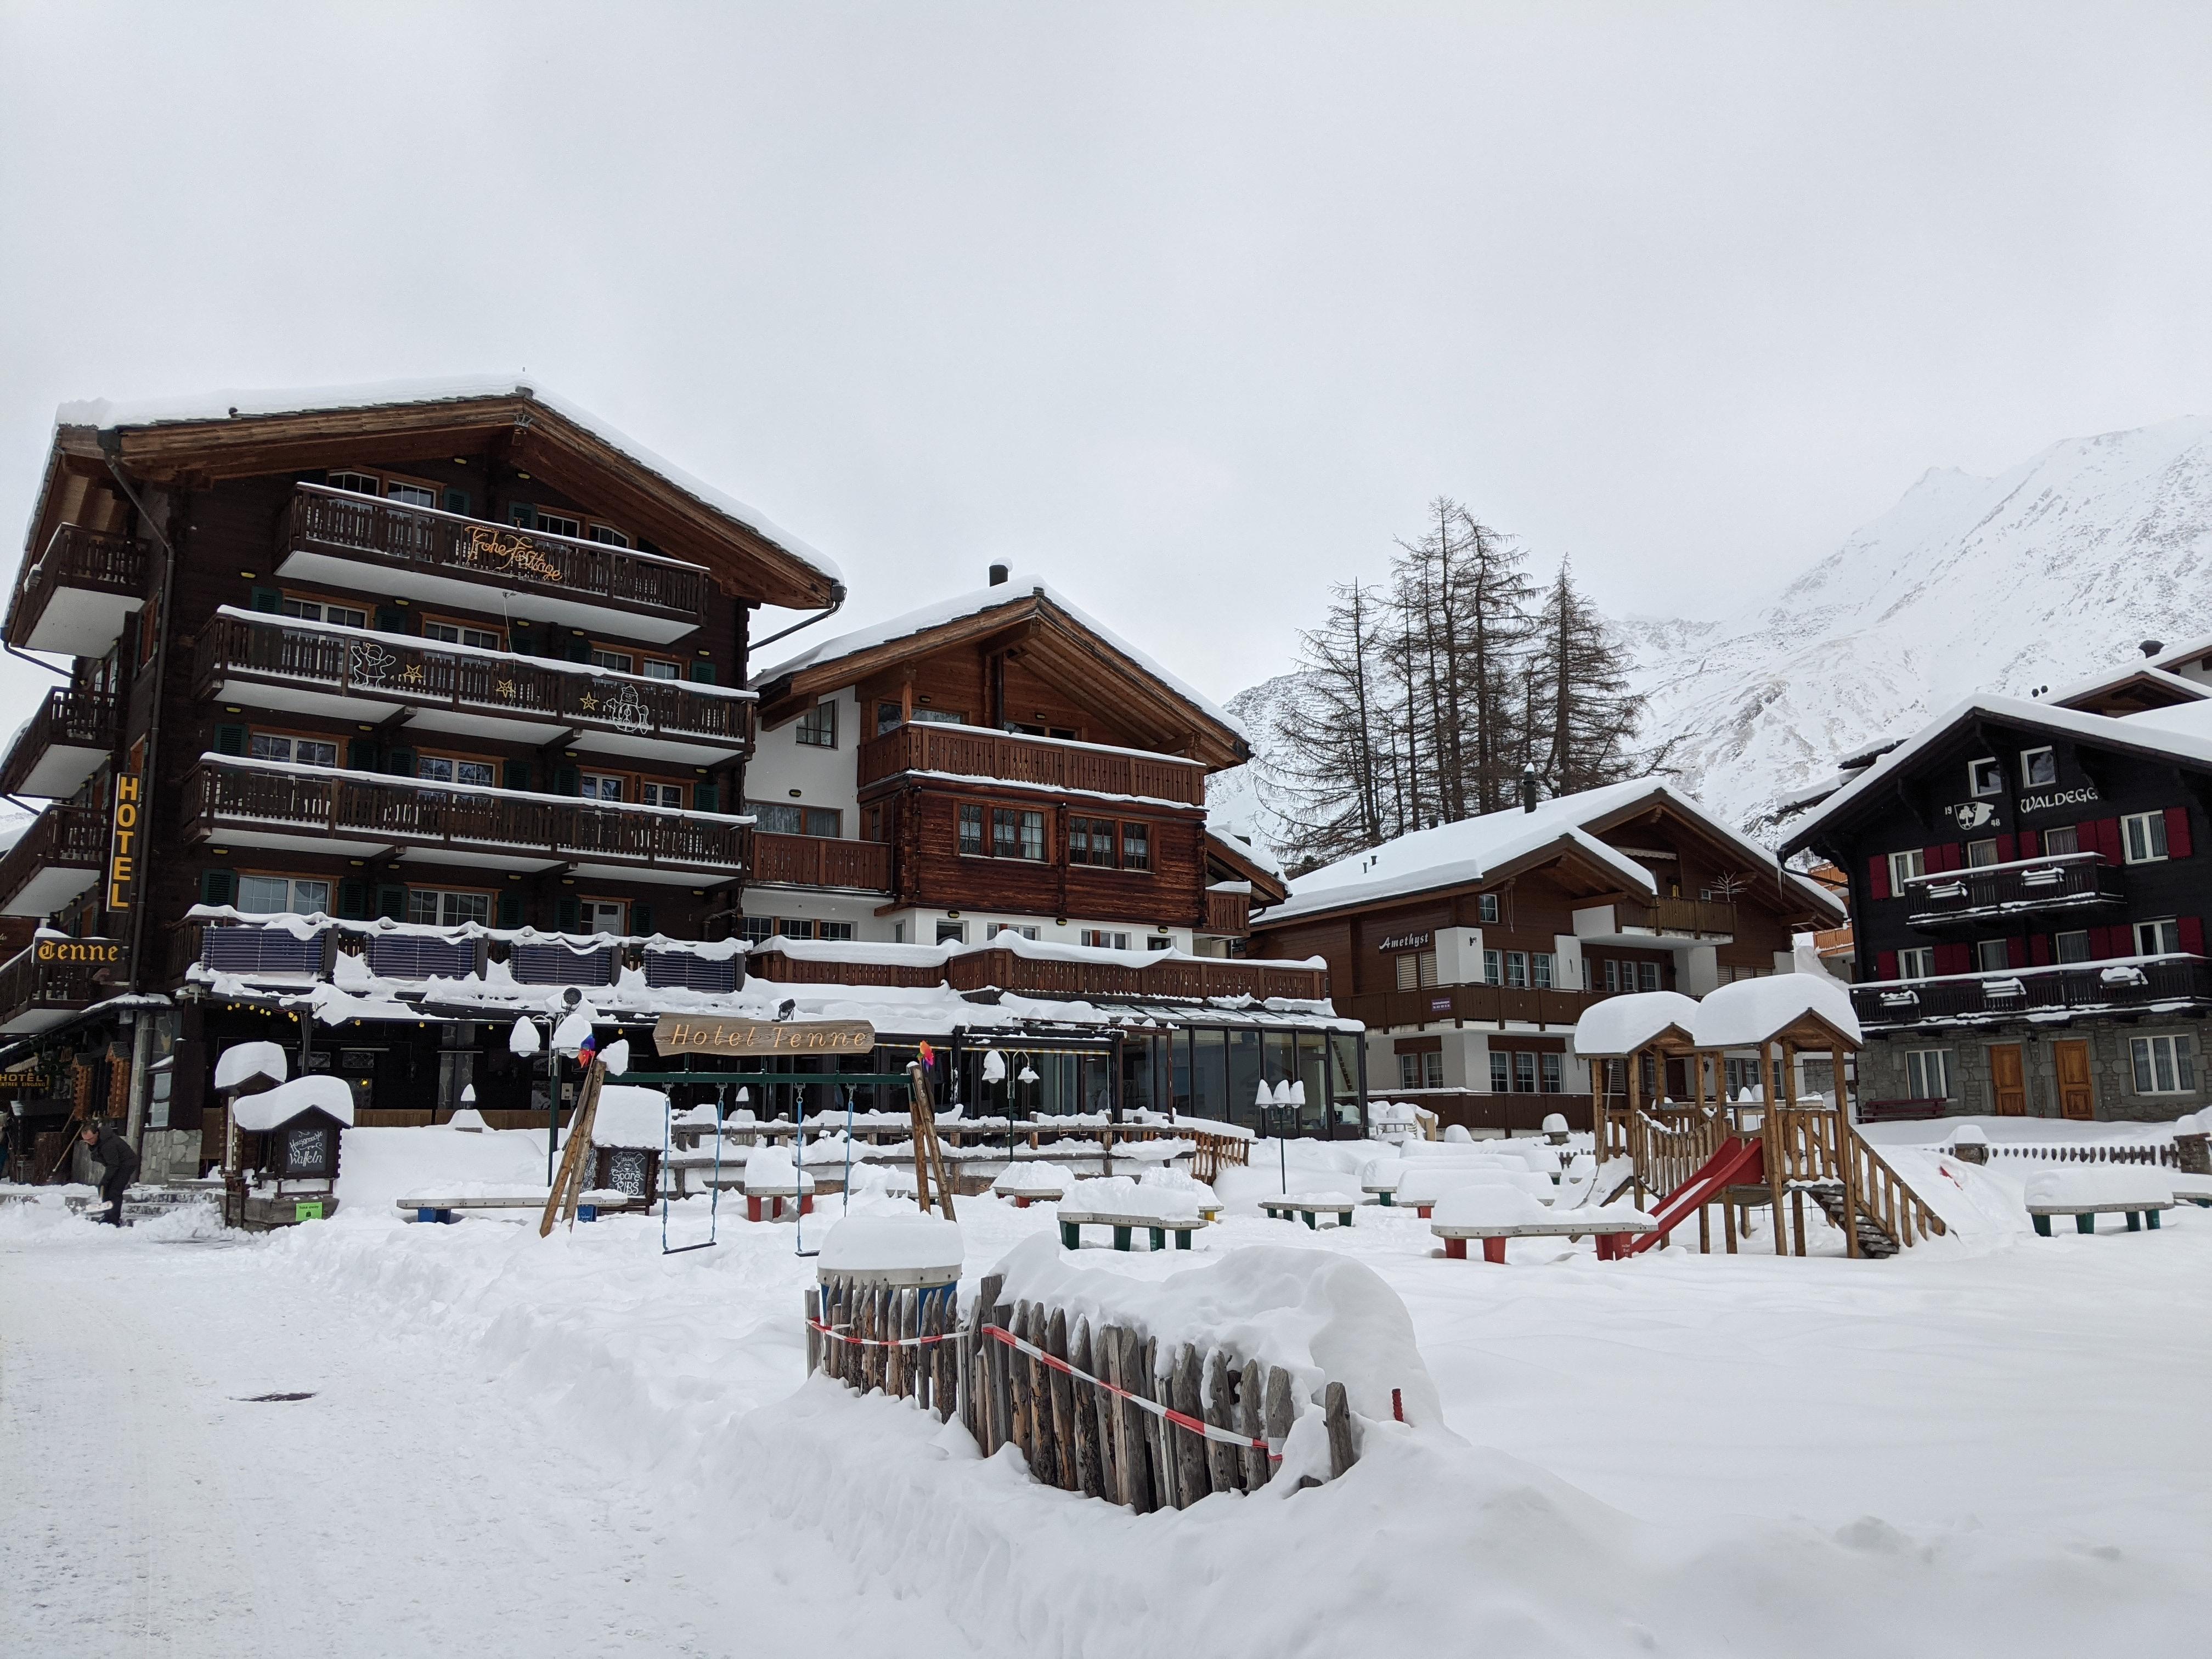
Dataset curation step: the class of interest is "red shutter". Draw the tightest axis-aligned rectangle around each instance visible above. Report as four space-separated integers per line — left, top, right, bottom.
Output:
2029 934 2052 966
1877 950 1899 980
2181 917 2205 957
2089 925 2119 960
2096 817 2124 862
2019 828 2040 858
1934 943 1971 975
1996 833 2017 863
2007 936 2028 968
1937 843 1964 872
2165 806 2193 859
1867 855 1890 901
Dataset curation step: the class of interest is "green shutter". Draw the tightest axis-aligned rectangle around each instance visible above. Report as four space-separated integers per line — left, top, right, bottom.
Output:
497 891 523 928
250 586 283 614
346 738 379 771
374 885 407 921
551 764 579 796
442 487 470 515
688 661 717 685
213 724 247 757
337 878 369 920
503 759 532 792
199 870 236 907
694 782 719 813
386 747 416 777
556 896 580 932
375 607 412 635
568 636 592 663
631 902 654 937
509 627 532 656
510 503 536 529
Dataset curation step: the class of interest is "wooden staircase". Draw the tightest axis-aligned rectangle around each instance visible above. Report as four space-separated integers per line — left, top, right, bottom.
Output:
1804 1184 1904 1258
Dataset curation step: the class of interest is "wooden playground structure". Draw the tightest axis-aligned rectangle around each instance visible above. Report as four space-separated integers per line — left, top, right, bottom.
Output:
1583 992 1945 1260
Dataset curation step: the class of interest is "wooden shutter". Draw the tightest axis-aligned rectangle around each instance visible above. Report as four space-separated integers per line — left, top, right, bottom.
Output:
2018 828 2040 858
2029 934 2052 966
631 901 654 936
510 503 536 529
2165 806 2193 859
199 869 236 906
2094 817 2124 862
441 487 470 515
2088 925 2119 959
346 738 379 771
1877 950 1898 980
212 724 247 756
249 586 283 613
337 878 369 919
2181 916 2206 957
2006 936 2028 968
556 896 580 932
694 782 719 813
1933 943 1971 975
496 891 523 928
1996 833 2017 862
1867 855 1890 901
688 662 716 685
568 636 592 664
551 764 579 796
385 747 416 777
375 606 411 635
503 760 532 792
374 885 407 921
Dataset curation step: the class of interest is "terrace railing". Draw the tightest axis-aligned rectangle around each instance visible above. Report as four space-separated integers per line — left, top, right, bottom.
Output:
0 685 121 796
0 936 119 1023
0 804 108 909
857 722 1209 806
4 526 149 651
1200 887 1250 937
1904 859 2126 930
1852 957 2212 1026
749 830 893 891
1333 981 1614 1032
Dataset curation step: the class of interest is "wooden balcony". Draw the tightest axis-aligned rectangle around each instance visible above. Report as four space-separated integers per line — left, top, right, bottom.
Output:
744 940 1327 1001
1852 958 2212 1029
857 722 1208 806
749 831 892 892
1575 895 1737 940
0 686 120 798
182 758 749 885
0 936 122 1034
1333 981 1615 1032
193 610 752 764
4 526 149 656
0 804 107 918
276 484 714 644
1904 859 2126 932
1200 886 1250 937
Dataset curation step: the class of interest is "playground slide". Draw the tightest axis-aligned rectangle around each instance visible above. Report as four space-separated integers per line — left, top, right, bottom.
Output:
1624 1136 1768 1255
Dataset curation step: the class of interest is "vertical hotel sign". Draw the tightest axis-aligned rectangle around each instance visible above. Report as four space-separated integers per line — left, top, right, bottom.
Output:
108 771 141 921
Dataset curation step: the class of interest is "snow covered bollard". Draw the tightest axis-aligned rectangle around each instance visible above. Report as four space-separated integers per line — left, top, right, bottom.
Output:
1541 1112 1571 1146
1948 1124 1990 1166
742 1144 816 1223
810 1212 964 1401
2174 1113 2210 1176
2024 1167 2176 1235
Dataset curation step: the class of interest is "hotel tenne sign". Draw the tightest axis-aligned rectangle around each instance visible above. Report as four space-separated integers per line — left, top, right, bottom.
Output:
652 1015 876 1056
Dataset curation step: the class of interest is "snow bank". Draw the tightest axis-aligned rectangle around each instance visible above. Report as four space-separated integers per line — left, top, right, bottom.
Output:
333 1126 551 1214
232 1073 356 1131
213 1040 287 1091
584 1085 668 1150
1061 1175 1205 1221
1573 989 1700 1056
1398 1166 1553 1207
744 1145 815 1192
991 1234 1442 1429
817 1213 962 1274
2025 1168 2174 1209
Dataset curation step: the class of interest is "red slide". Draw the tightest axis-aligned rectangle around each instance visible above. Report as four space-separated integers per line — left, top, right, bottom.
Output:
1623 1136 1768 1255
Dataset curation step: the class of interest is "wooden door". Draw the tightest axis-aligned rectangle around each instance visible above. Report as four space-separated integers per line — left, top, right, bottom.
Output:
2053 1039 2096 1120
1988 1043 2027 1115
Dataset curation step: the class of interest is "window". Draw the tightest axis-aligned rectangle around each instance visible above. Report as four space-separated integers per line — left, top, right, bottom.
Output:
1147 935 1172 951
578 771 625 802
579 899 625 933
1393 950 1438 990
1401 1052 1444 1091
2131 1035 2197 1094
1603 960 1620 992
737 916 776 944
1513 1052 1538 1093
534 509 582 539
1540 1054 1563 1094
386 482 436 509
1478 893 1500 923
2043 824 2080 856
1082 929 1132 950
1637 961 1661 992
1976 938 2011 972
2135 918 2182 956
1888 848 1926 889
419 755 495 789
1898 946 1935 979
1120 822 1151 872
640 782 686 810
817 922 856 942
1532 952 1555 989
2123 811 2170 865
1070 817 1117 867
590 648 634 674
2055 929 2091 963
281 595 368 630
328 470 381 496
2020 747 2058 788
774 919 817 940
1504 951 1528 988
422 619 504 651
588 524 630 548
912 708 965 725
990 923 1041 941
1967 839 2000 867
1482 949 1500 985
1905 1049 1953 1100
1489 1052 1510 1093
936 920 967 945
752 803 801 834
407 889 491 926
236 874 332 916
990 809 1045 861
250 733 338 768
957 804 985 855
877 701 904 736
795 703 838 748
642 659 682 681
1969 757 2004 797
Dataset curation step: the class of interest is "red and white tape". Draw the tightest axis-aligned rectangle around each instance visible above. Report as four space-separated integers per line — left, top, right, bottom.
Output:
808 1318 953 1351
983 1324 1281 1459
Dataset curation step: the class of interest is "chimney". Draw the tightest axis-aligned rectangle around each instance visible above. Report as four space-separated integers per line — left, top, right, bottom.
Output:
1521 763 1539 814
2141 639 2164 658
988 563 1010 586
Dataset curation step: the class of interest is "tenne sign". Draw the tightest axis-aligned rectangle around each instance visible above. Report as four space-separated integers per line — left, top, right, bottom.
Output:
652 1015 877 1056
35 938 121 966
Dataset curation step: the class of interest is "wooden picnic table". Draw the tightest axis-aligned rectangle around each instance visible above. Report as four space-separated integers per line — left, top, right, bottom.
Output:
1261 1198 1359 1229
2027 1198 2175 1236
1431 1211 1656 1263
1058 1209 1207 1252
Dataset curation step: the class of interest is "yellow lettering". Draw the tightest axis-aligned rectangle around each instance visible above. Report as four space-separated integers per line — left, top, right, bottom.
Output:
108 883 130 910
115 775 139 804
111 856 132 881
115 803 137 831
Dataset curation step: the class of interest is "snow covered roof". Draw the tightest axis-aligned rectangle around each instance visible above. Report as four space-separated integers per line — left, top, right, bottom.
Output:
2049 661 2211 712
585 1085 669 1151
1689 970 1861 1050
1259 779 1839 927
232 1074 354 1132
1571 991 1702 1057
213 1041 288 1091
1783 692 2212 852
49 375 841 593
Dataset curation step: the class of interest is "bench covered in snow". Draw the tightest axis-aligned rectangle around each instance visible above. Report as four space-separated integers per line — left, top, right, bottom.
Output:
1397 1166 1560 1218
992 1162 1068 1207
1429 1186 1656 1263
1260 1193 1361 1229
2024 1168 2176 1235
397 1187 635 1223
743 1146 817 1222
1057 1176 1206 1251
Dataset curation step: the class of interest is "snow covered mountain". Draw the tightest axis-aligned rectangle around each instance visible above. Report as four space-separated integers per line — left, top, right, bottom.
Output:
1211 416 2212 854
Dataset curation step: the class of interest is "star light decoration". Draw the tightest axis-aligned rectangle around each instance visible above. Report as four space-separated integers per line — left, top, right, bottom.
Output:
580 691 600 712
495 678 516 699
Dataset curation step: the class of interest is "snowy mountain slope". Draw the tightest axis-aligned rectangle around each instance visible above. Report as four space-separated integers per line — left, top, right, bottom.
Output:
1218 417 2212 854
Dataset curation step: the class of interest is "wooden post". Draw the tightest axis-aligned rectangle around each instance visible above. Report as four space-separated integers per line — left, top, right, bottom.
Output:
1240 1358 1270 1488
1323 1381 1356 1479
1263 1367 1294 1486
990 1299 1015 1454
539 1059 605 1237
1140 1336 1169 1510
1091 1322 1120 1504
1628 1043 1646 1209
1764 1042 1788 1257
1113 1327 1154 1513
1070 1319 1103 1498
1047 1308 1078 1490
805 1286 822 1375
1206 1350 1242 1492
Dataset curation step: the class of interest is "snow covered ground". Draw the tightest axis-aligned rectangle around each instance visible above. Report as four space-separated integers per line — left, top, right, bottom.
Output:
5 1127 2209 1656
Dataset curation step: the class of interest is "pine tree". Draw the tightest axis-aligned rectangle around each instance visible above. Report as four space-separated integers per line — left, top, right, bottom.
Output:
1453 516 1538 814
1527 557 1647 795
1269 581 1391 870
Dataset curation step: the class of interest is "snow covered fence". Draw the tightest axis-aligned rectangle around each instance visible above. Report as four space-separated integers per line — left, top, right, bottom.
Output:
1979 1142 2178 1169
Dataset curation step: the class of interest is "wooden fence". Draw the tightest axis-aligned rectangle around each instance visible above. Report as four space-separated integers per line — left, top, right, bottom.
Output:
806 1268 1358 1513
1982 1142 2179 1168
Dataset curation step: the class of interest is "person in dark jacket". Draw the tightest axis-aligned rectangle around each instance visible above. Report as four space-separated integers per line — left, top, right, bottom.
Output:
81 1121 138 1226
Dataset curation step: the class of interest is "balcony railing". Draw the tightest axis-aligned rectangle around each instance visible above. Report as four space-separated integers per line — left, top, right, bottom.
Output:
857 722 1208 806
744 941 1327 1002
0 685 121 797
283 483 714 620
1201 887 1250 937
4 525 150 655
0 936 120 1030
1333 981 1615 1032
194 610 752 752
0 804 107 918
1904 858 2125 931
183 758 749 876
750 831 892 891
1851 957 2212 1027
1574 895 1737 939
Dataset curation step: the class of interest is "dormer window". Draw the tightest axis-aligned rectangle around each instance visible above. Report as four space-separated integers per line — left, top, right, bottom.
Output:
1969 757 2003 797
2020 747 2058 788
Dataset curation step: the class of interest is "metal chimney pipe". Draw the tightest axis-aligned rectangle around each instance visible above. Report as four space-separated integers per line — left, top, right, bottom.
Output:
989 563 1010 586
1521 763 1539 813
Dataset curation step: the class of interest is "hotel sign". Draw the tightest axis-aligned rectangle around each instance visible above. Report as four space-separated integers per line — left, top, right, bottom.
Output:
2019 785 2099 816
36 939 120 965
1376 931 1433 953
108 773 141 912
652 1015 876 1056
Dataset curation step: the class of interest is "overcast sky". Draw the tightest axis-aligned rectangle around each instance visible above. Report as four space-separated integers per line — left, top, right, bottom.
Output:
4 2 2210 712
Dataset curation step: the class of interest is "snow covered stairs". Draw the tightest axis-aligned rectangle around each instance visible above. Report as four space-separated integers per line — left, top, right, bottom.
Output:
1804 1183 1904 1259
